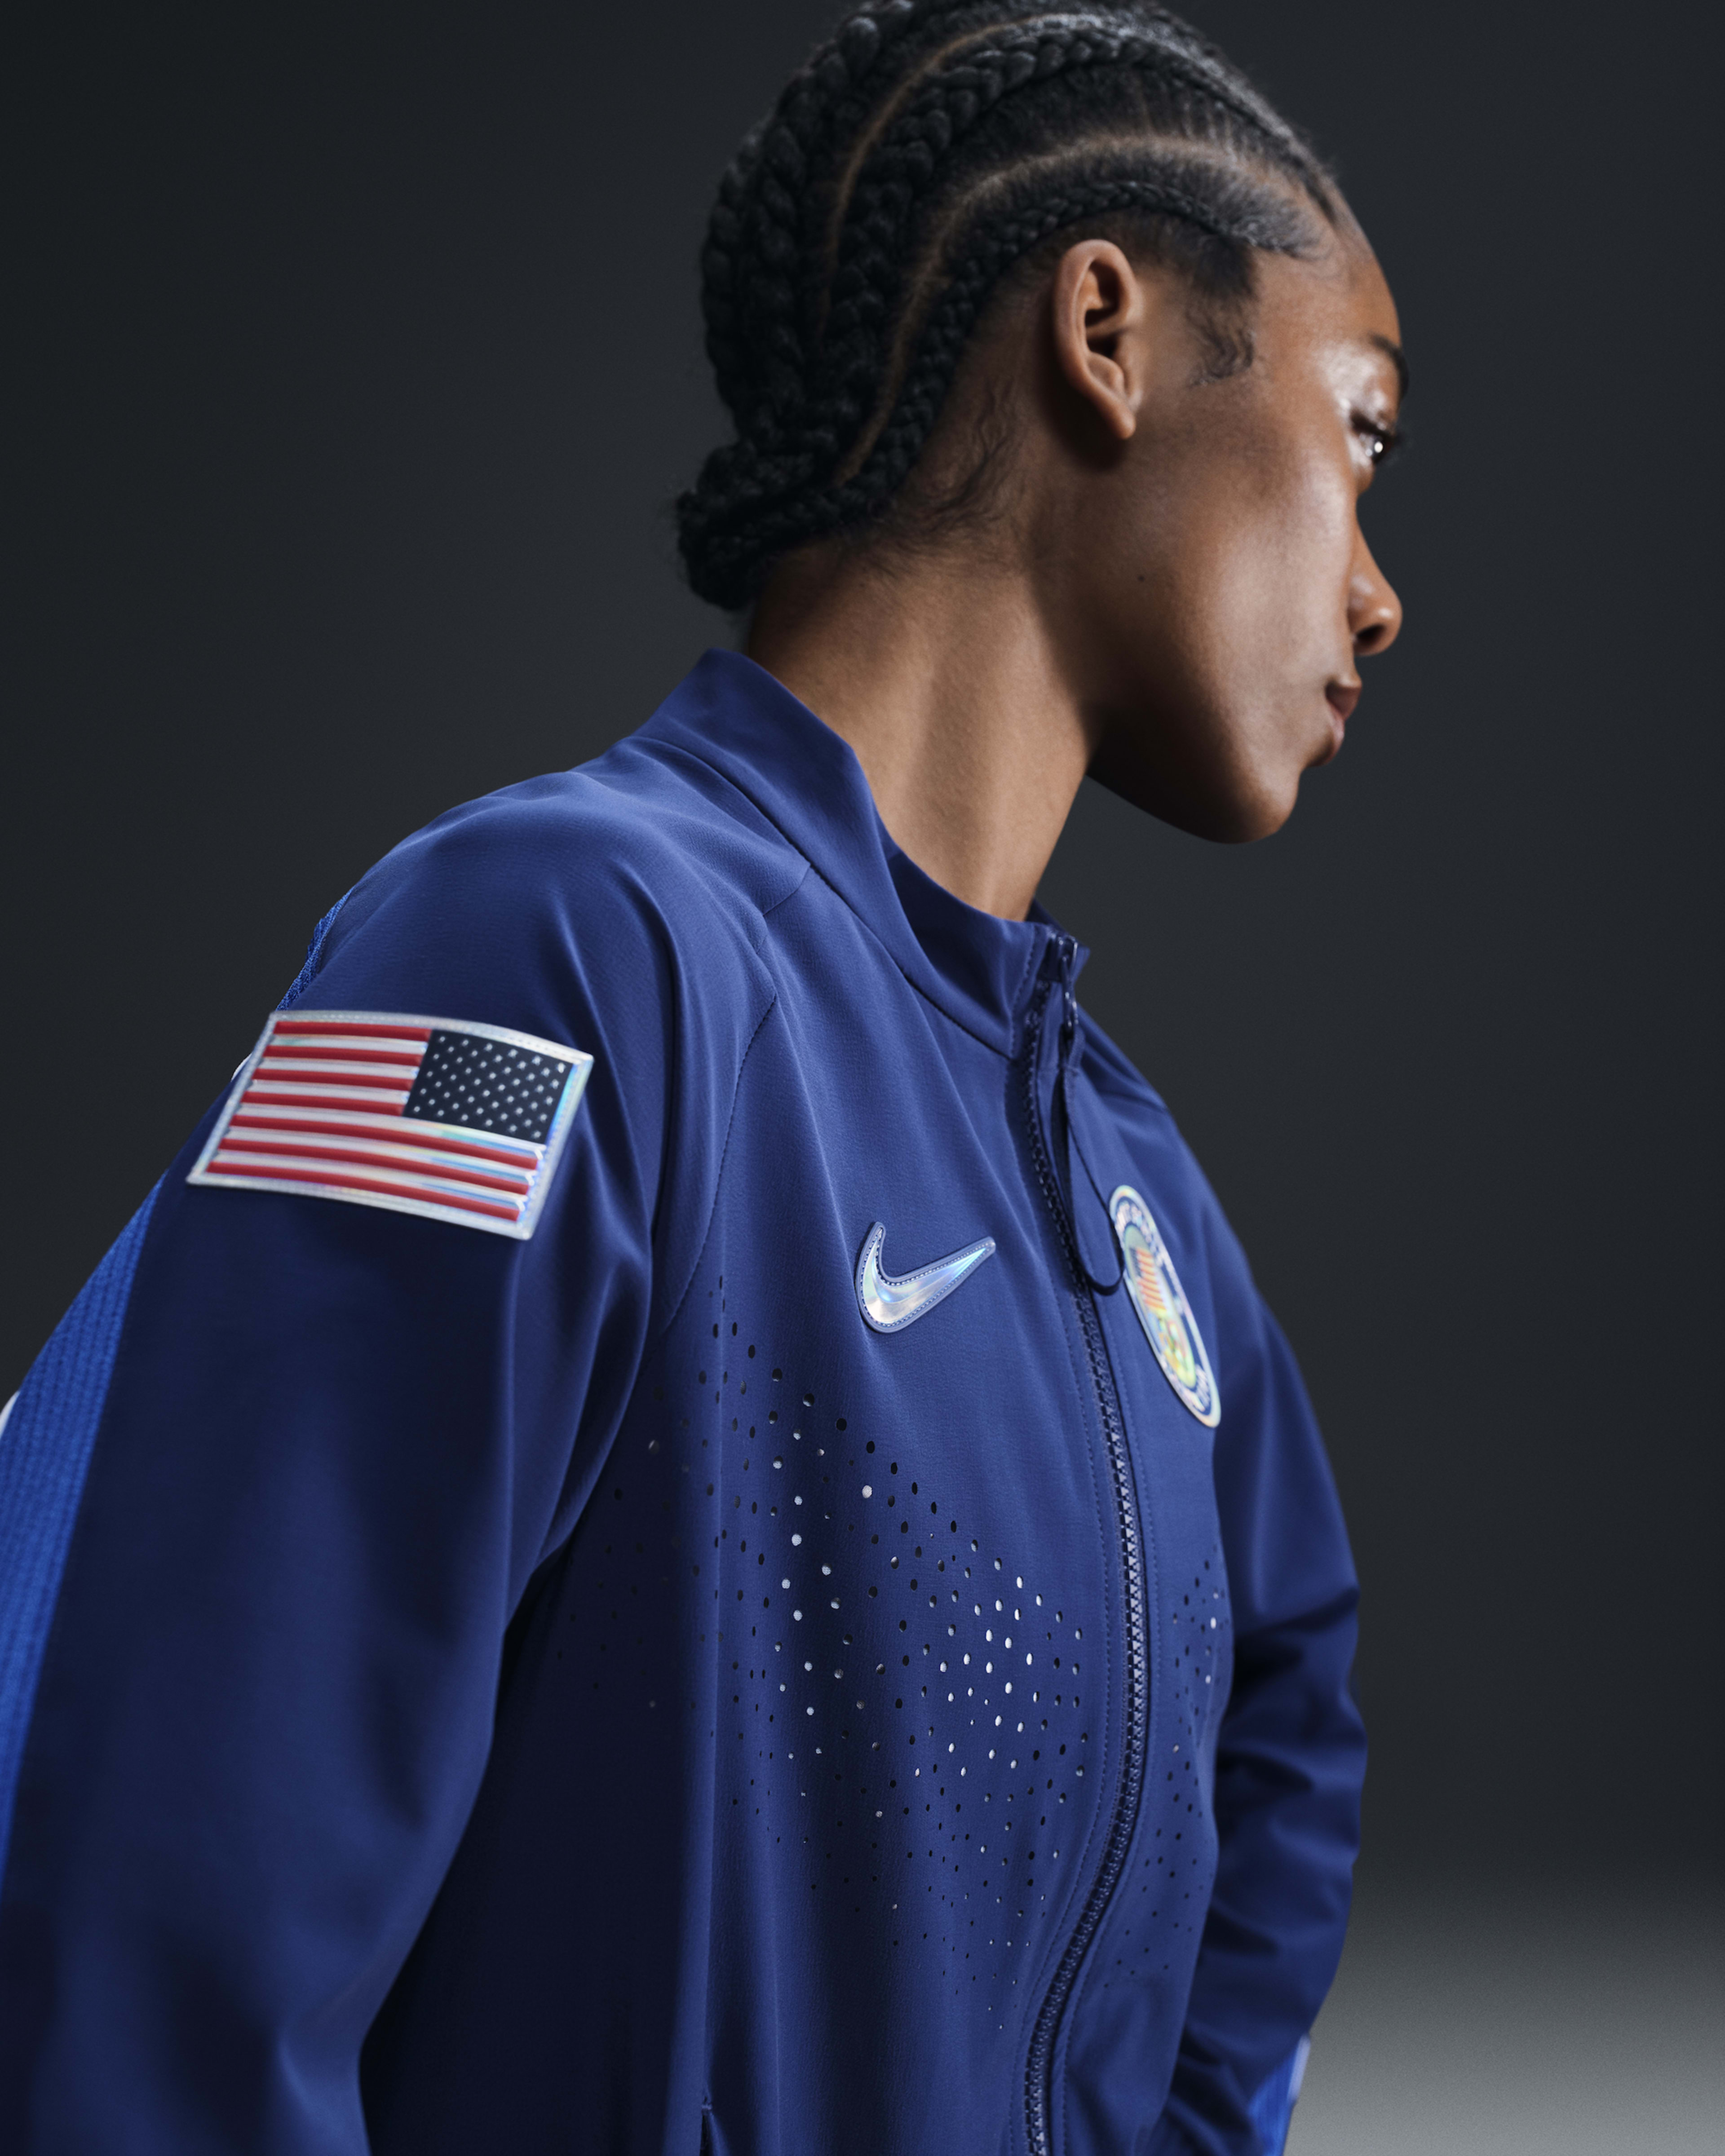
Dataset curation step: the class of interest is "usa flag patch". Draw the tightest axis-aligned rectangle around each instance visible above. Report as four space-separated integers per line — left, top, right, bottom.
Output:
187 1010 593 1239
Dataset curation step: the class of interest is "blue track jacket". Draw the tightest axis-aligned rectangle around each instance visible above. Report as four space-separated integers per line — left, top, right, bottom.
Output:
0 652 1362 2156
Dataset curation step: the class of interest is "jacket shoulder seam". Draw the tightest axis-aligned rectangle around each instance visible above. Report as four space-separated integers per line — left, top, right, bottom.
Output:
649 990 779 1347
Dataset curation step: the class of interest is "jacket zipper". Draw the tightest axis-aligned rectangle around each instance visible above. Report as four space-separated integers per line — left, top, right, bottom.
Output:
1020 946 1151 2156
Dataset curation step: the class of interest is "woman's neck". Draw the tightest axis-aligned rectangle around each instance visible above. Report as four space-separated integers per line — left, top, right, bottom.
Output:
746 548 1092 922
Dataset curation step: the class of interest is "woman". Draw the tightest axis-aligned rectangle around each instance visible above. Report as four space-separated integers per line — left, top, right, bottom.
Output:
0 7 1403 2152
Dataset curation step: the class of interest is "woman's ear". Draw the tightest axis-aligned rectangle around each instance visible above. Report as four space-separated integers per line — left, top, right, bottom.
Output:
1050 239 1149 442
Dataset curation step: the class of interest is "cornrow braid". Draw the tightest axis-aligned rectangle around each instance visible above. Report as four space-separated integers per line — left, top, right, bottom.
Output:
679 3 1338 610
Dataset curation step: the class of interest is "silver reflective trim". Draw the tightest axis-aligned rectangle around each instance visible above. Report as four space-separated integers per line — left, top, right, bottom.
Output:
854 1220 996 1335
0 1392 17 1445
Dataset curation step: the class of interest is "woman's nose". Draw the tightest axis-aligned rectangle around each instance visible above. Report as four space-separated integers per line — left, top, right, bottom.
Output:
1350 532 1403 657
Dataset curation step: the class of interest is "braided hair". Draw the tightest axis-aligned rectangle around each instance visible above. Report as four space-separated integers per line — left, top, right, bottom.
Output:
677 2 1341 610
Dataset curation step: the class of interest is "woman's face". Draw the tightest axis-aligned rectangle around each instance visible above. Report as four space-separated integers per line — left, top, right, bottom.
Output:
1041 231 1405 842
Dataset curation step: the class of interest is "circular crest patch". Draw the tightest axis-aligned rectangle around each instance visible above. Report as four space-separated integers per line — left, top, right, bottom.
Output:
1109 1185 1220 1427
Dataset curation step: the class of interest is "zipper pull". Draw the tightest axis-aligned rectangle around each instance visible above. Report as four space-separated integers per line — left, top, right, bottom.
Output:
1055 933 1079 1061
1045 935 1121 1294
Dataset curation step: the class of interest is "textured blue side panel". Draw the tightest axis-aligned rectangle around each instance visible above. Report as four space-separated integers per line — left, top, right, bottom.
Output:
278 892 349 1009
1247 2036 1310 2156
0 1183 161 1877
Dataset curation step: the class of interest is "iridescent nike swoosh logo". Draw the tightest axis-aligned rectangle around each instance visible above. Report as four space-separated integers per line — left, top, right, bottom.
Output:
854 1221 997 1334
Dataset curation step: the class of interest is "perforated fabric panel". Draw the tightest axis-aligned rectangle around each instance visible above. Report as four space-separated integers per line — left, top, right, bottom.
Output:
0 1184 160 1876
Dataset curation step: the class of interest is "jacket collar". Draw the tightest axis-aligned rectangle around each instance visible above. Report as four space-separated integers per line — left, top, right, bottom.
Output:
640 649 1085 1059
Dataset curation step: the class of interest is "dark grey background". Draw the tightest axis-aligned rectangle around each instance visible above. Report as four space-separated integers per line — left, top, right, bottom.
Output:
7 0 1718 1955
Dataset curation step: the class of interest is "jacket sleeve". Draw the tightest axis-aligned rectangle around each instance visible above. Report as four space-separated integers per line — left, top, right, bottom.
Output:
1148 1222 1367 2156
0 795 742 2152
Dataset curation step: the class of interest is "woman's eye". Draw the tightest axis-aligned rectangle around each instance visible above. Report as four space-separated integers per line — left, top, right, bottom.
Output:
1354 414 1402 468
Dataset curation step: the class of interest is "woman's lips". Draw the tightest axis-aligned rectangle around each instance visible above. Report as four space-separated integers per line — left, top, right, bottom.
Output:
1322 680 1360 755
1326 680 1361 725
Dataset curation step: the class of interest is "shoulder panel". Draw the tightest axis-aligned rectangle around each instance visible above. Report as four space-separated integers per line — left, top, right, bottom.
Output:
0 1184 162 1878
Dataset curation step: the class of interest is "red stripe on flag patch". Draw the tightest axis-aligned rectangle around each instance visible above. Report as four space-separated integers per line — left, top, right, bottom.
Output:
254 1064 414 1089
214 1136 534 1196
242 1091 414 1114
272 1020 433 1041
261 1043 424 1066
229 1112 538 1167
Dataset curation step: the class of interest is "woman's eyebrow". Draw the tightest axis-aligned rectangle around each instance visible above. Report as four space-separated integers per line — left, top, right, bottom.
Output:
1369 333 1410 402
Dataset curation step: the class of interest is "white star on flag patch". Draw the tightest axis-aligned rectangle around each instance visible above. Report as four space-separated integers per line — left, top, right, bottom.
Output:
187 1010 593 1238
